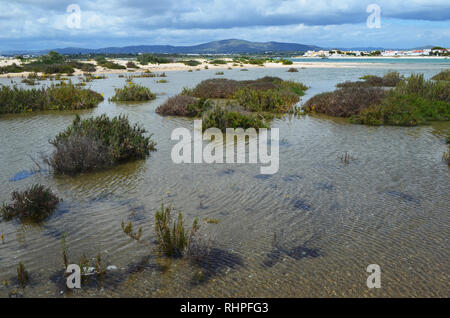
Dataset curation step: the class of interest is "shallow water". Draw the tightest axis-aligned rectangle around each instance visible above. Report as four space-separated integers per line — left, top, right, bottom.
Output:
0 65 449 297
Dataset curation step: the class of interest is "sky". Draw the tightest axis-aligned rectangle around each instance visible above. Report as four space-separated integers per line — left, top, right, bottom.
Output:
1 0 449 51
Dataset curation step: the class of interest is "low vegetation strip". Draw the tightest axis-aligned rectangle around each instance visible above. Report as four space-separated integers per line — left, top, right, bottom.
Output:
0 82 104 114
46 114 156 174
304 72 450 126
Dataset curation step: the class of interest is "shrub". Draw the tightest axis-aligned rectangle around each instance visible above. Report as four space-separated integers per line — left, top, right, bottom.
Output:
183 77 307 100
126 61 138 69
95 56 126 70
0 63 24 74
233 88 300 113
338 71 403 88
0 82 104 114
202 106 268 132
209 59 227 64
287 68 298 72
352 74 450 125
110 82 156 101
215 72 224 75
137 54 172 65
46 115 156 174
303 87 387 117
81 63 96 73
280 59 293 65
432 69 450 81
156 95 212 117
154 203 199 258
353 91 450 126
1 184 61 223
180 60 201 66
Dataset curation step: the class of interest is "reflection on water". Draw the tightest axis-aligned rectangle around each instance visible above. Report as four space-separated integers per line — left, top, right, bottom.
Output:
0 65 449 297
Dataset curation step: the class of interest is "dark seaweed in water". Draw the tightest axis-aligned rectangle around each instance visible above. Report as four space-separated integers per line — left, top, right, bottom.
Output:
254 174 272 180
385 191 420 204
316 182 334 191
293 199 311 211
190 248 244 286
218 168 235 176
283 175 303 182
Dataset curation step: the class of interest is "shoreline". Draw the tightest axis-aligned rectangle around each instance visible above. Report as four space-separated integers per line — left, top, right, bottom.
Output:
2 57 446 78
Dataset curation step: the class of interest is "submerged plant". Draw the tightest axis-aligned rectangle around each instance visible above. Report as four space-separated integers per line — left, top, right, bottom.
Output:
1 184 61 223
154 203 199 258
121 220 142 241
17 262 29 289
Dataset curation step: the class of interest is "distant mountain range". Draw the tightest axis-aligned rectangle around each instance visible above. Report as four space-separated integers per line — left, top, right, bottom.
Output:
2 39 320 55
0 39 441 56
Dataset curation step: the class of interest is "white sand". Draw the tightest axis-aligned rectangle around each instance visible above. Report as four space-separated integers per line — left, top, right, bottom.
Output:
0 56 446 78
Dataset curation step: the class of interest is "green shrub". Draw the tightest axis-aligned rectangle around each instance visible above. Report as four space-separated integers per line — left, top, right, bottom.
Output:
287 67 298 72
0 63 24 74
303 87 387 117
46 115 156 174
137 54 172 65
338 71 403 88
180 60 201 66
352 74 450 126
95 56 126 70
156 95 212 117
110 82 156 101
126 61 138 69
209 59 227 64
202 106 268 132
0 82 104 114
432 69 450 81
154 203 199 258
215 72 224 75
1 184 61 223
233 87 299 113
280 59 293 65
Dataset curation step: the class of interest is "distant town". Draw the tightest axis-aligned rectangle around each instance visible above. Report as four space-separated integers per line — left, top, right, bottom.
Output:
303 47 450 57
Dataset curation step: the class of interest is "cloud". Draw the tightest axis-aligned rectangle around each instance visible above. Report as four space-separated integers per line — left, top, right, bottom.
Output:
0 0 449 51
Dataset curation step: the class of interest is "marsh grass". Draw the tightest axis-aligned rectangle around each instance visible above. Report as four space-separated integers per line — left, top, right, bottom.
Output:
121 220 143 241
0 81 104 114
202 106 268 132
17 262 29 289
46 114 156 174
432 69 450 81
154 203 200 258
110 82 156 101
1 184 61 223
353 74 450 126
156 95 212 117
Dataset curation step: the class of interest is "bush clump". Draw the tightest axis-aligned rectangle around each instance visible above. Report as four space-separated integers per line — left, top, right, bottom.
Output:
94 56 126 70
353 74 450 126
432 69 450 81
303 86 387 117
233 88 299 113
110 82 156 102
1 184 61 223
202 106 268 132
136 54 172 65
156 95 212 117
180 60 201 66
0 82 104 114
287 67 298 72
46 115 156 174
337 71 403 88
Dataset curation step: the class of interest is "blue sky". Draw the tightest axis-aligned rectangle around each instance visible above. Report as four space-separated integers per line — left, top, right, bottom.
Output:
1 0 449 51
